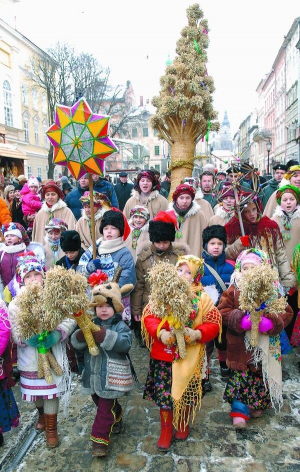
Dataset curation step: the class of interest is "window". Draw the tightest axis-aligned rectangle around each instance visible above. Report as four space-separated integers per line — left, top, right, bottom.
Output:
27 165 32 178
42 93 47 114
34 117 39 145
154 145 160 156
3 80 13 127
32 89 38 110
154 129 158 136
143 127 148 137
43 120 48 147
23 112 29 142
133 145 139 159
132 128 137 138
154 164 160 172
37 166 42 179
22 84 28 105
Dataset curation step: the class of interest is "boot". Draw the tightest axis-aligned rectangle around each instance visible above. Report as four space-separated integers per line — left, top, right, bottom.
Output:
174 406 190 441
44 413 59 448
35 407 45 432
92 442 108 457
157 409 173 451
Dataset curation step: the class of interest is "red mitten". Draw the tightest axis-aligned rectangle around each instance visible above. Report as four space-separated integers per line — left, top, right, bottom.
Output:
240 235 250 247
93 328 106 344
76 330 85 342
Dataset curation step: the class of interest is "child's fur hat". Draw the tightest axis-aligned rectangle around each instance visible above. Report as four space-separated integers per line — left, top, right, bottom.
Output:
90 282 134 313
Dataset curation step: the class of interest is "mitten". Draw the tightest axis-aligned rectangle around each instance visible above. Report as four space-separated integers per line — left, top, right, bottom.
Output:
76 330 85 342
240 235 250 247
25 334 40 347
158 329 176 346
184 327 201 344
259 316 274 333
93 328 106 344
86 259 101 273
240 315 252 330
43 330 62 349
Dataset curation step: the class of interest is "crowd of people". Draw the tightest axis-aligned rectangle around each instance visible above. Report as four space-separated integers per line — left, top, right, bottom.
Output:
0 161 300 458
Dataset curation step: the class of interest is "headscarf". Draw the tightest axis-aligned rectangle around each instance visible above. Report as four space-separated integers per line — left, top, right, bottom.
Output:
176 255 204 287
276 185 300 204
284 165 300 181
129 205 150 221
172 184 196 202
134 170 160 192
80 191 111 208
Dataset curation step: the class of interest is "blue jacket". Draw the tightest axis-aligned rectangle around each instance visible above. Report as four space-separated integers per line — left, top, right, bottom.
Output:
93 179 119 208
65 186 88 220
201 250 234 302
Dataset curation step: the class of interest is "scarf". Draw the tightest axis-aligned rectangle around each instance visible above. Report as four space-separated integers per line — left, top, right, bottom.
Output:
173 202 193 238
131 228 142 249
96 237 125 281
1 242 26 255
274 205 300 241
48 237 60 263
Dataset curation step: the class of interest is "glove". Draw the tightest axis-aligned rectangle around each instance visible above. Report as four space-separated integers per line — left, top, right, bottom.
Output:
240 235 250 247
25 334 40 347
43 331 62 349
158 329 176 346
93 328 106 344
86 259 101 273
240 315 252 330
259 316 274 333
76 330 85 342
184 327 201 344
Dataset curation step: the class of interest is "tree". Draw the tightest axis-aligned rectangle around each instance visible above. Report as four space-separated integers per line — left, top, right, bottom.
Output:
151 3 219 196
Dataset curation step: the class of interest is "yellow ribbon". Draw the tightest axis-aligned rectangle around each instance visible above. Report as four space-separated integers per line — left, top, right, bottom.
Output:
156 314 181 337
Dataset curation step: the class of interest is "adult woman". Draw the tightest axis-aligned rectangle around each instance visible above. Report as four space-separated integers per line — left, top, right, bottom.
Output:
32 181 76 244
123 170 168 220
3 185 15 214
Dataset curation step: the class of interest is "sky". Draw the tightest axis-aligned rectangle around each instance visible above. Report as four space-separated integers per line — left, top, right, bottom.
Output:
9 0 300 135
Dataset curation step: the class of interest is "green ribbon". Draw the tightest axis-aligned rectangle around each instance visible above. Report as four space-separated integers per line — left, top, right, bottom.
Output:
37 330 49 354
205 119 211 142
193 39 201 54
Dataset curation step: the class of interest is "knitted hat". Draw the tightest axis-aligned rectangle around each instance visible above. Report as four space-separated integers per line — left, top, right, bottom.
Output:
284 165 300 181
175 255 204 283
45 218 68 233
41 180 65 200
15 254 46 284
148 210 177 243
62 182 72 192
2 222 30 246
218 182 235 201
27 176 39 188
99 208 130 241
276 185 300 204
61 176 69 183
172 183 195 202
129 205 150 221
80 191 111 208
202 225 227 246
60 230 81 252
235 248 270 271
135 170 160 192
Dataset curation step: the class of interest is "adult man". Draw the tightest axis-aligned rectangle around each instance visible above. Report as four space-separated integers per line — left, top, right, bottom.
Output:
200 171 218 207
92 174 119 208
160 171 171 197
65 174 90 220
114 171 133 211
153 169 168 199
261 164 287 209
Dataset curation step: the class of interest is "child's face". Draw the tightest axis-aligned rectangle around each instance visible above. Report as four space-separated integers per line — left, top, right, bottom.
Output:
103 225 120 240
5 234 22 246
8 190 15 199
243 203 258 223
154 241 171 252
280 193 297 213
64 250 80 261
241 262 257 275
222 196 235 211
207 238 224 257
84 205 92 217
24 270 43 285
176 194 192 210
47 229 61 241
132 215 147 229
177 263 193 282
29 186 38 194
96 303 115 320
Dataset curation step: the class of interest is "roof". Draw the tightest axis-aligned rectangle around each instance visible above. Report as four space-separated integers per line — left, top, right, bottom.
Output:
0 143 28 160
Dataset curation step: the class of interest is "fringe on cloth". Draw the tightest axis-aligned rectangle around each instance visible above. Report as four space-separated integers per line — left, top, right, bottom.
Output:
244 332 283 412
141 304 155 351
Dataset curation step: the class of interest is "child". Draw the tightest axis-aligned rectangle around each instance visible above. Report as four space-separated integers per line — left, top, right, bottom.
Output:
201 225 235 390
8 254 77 447
0 222 31 287
20 176 42 234
44 218 68 269
209 182 237 226
71 276 134 457
75 191 111 251
218 248 293 429
126 205 150 261
56 230 85 270
142 260 221 450
0 299 20 446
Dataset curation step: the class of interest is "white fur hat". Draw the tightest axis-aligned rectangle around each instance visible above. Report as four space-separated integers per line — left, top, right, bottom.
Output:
27 176 39 188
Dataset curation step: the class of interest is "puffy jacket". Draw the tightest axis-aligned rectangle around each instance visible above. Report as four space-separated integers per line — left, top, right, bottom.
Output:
0 197 12 225
0 245 26 286
20 183 42 215
65 185 89 220
0 302 10 380
201 251 235 302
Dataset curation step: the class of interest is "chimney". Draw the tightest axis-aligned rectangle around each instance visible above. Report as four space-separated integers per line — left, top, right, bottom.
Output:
140 96 143 107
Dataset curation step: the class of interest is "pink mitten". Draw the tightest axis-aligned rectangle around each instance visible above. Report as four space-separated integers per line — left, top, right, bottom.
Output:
259 316 274 333
240 315 252 330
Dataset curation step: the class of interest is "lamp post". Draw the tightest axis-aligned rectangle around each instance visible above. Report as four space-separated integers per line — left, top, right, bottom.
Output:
266 139 271 175
166 153 170 169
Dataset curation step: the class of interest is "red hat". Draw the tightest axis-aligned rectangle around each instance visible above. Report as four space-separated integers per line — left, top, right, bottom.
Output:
41 181 65 200
172 183 195 202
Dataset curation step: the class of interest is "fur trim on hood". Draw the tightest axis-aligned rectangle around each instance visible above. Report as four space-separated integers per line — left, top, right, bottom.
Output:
41 199 67 213
130 189 160 202
168 200 200 219
195 188 204 200
273 205 300 220
137 241 190 262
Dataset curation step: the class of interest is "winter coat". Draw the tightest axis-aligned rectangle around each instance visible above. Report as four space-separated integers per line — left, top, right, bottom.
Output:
201 250 235 302
160 180 171 197
43 242 65 270
123 190 168 220
208 204 235 226
56 248 85 270
271 206 300 264
261 178 279 209
114 182 134 211
202 192 218 208
93 178 119 208
0 301 11 380
169 201 207 257
0 197 12 225
130 242 190 317
20 183 42 216
0 243 27 286
71 314 133 399
218 285 293 371
75 207 106 251
32 199 76 244
194 189 214 220
11 199 27 228
124 220 150 262
65 185 89 220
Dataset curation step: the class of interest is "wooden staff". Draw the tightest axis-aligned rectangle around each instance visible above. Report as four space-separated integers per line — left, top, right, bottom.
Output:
89 174 97 259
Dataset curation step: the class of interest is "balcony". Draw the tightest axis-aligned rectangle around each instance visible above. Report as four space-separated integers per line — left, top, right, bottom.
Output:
253 128 273 143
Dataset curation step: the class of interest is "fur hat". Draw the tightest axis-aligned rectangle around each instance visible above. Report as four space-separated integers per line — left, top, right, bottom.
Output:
100 209 130 241
60 230 81 251
90 280 134 313
202 225 227 246
172 183 195 202
45 218 68 233
2 222 30 246
15 253 46 284
41 181 65 200
27 176 39 188
148 210 177 243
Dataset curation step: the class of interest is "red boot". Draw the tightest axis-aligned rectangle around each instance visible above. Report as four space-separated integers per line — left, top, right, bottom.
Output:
174 424 189 441
157 409 173 451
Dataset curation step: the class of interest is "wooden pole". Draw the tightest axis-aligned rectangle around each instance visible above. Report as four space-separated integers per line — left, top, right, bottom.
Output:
89 174 97 259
